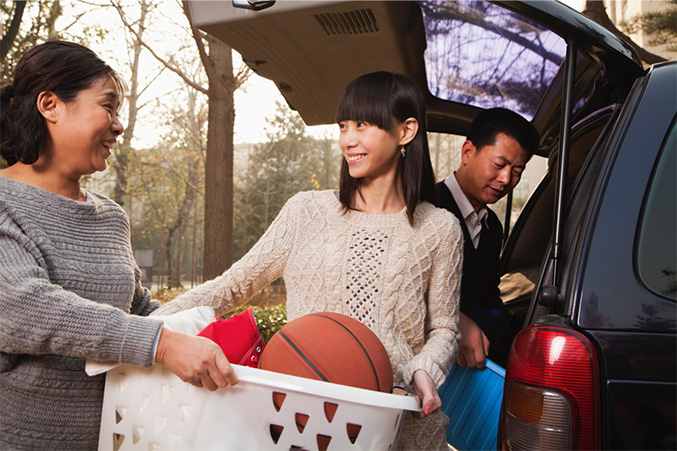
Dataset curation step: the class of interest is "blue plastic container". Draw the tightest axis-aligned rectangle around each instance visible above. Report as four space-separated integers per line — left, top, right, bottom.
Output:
439 359 506 451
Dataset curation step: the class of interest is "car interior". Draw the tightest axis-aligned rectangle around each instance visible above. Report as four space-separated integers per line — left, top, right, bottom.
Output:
491 105 621 364
188 0 644 364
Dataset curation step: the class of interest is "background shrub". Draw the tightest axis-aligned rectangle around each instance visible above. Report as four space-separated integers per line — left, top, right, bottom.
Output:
153 288 288 343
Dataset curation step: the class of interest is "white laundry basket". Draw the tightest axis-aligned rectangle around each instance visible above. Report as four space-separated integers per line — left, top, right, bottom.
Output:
98 362 420 451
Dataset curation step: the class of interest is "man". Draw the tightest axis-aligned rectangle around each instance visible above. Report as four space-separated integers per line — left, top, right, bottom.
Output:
436 108 539 368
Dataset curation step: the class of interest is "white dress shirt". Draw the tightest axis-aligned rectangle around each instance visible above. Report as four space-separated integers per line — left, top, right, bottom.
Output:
444 173 488 249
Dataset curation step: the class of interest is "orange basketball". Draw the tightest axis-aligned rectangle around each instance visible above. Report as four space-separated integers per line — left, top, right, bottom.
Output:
259 312 393 393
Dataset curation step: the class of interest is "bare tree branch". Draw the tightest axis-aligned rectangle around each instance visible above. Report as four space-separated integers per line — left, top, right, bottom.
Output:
181 1 219 91
180 0 251 92
113 0 207 94
1 1 27 62
137 65 167 101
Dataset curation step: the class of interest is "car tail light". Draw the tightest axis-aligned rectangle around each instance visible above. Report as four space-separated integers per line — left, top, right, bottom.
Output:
500 325 600 450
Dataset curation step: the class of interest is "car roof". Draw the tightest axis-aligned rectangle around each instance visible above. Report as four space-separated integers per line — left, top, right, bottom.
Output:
188 0 644 155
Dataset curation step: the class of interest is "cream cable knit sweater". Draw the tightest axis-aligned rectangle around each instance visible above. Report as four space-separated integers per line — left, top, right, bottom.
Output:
155 190 463 449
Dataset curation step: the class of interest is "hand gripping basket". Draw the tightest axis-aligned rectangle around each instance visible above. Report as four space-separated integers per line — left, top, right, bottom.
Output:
98 360 420 451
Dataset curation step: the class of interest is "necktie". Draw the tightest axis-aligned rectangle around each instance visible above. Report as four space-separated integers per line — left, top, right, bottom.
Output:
471 216 482 248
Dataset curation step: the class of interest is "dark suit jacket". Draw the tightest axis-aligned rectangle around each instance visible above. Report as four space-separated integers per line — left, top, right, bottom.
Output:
435 181 503 316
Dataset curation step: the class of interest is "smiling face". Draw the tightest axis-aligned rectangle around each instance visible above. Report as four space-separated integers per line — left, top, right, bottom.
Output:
457 132 529 211
42 76 123 179
338 120 404 183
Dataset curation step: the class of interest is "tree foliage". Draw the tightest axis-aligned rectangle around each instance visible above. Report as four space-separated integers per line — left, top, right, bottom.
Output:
428 132 464 182
108 0 152 209
103 0 250 281
126 85 207 290
582 0 668 66
621 0 677 52
0 0 63 84
233 102 339 259
1 0 63 169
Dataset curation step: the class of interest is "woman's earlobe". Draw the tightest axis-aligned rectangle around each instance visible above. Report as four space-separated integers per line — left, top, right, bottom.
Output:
36 91 59 123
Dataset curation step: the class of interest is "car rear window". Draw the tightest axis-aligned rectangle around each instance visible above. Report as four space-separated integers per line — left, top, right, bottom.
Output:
417 0 566 120
637 120 677 301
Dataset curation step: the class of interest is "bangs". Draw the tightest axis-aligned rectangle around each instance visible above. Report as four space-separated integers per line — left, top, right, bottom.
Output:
335 75 395 132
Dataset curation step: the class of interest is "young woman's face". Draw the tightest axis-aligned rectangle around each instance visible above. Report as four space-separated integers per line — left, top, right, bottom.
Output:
338 120 402 182
47 76 123 178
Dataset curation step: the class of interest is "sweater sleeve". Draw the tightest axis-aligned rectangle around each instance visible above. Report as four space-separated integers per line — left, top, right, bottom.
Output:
153 193 304 316
402 213 463 387
0 209 163 368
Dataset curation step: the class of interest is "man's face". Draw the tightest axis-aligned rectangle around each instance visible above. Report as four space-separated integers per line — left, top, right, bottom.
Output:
460 132 529 210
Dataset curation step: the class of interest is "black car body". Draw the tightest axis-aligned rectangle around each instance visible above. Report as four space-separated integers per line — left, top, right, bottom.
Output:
187 1 676 449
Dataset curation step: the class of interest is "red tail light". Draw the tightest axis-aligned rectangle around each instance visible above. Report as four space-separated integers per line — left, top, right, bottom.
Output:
500 325 600 450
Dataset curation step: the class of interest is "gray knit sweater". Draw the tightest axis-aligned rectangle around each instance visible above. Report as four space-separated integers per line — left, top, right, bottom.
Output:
0 177 163 450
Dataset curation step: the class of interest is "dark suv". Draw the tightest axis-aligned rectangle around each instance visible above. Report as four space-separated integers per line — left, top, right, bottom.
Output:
187 1 676 449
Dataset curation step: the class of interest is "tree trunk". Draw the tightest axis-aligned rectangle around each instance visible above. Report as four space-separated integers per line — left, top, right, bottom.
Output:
46 0 62 40
582 0 667 66
164 230 174 288
169 233 183 289
0 1 26 62
190 199 199 287
112 0 148 208
202 35 235 280
169 160 199 288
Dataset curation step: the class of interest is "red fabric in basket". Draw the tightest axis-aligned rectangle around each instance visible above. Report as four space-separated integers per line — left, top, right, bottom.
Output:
197 308 265 367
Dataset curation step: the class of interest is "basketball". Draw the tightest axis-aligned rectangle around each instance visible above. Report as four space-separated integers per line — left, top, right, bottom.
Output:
259 312 393 393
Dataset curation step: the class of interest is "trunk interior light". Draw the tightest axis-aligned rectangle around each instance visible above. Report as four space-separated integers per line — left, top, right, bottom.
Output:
501 326 600 450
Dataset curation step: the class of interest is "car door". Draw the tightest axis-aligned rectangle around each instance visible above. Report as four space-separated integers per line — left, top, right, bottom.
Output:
571 62 677 450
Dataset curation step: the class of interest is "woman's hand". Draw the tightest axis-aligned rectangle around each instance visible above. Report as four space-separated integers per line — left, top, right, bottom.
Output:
410 369 441 418
155 328 239 391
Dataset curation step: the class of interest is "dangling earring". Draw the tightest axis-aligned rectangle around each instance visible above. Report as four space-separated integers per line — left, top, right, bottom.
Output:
400 146 406 158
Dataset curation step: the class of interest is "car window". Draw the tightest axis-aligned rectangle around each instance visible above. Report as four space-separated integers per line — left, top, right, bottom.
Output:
417 0 566 120
637 120 677 301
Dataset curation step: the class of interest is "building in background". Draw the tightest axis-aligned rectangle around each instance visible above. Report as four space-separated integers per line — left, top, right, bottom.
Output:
604 0 677 60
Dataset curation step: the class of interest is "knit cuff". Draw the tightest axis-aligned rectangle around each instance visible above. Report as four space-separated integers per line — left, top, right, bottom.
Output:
403 354 447 389
101 311 164 367
151 302 184 316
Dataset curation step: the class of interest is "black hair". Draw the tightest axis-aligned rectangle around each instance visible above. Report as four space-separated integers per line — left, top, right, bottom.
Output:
0 40 125 166
335 71 436 225
467 108 539 159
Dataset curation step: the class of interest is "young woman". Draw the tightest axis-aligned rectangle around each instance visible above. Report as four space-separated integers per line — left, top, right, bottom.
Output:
156 71 464 449
0 41 237 450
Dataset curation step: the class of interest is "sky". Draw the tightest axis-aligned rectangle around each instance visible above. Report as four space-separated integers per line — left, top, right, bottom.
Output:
234 69 334 144
234 76 285 144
